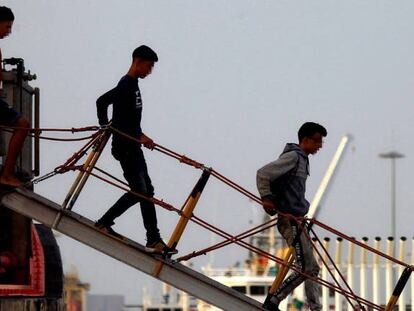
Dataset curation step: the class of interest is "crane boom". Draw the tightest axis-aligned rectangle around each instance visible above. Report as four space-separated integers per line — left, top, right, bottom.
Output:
307 135 351 219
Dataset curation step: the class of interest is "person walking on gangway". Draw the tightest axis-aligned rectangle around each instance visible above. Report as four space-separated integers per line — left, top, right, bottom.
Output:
95 45 176 255
0 6 30 187
257 122 327 311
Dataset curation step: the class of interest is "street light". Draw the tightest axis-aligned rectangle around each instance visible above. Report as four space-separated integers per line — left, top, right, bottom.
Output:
378 151 405 241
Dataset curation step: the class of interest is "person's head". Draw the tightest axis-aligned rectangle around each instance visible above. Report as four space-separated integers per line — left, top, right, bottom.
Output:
0 6 14 39
129 45 158 79
298 122 327 155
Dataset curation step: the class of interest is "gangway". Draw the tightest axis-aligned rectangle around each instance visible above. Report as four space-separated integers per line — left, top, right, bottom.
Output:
0 188 264 311
1 124 411 310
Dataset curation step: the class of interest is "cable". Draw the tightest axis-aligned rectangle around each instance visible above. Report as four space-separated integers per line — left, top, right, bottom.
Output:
24 124 412 306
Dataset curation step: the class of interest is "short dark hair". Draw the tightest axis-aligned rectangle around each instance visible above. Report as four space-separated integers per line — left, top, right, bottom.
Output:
0 6 14 22
298 122 327 142
132 45 158 62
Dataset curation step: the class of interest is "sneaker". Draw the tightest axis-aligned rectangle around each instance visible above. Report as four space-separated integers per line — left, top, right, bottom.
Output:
145 239 178 255
262 295 281 311
95 222 123 239
262 302 280 311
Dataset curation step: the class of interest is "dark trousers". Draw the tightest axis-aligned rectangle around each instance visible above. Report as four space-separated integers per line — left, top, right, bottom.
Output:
98 147 160 241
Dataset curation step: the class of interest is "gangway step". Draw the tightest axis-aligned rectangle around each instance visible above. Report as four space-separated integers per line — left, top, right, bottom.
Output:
0 188 264 311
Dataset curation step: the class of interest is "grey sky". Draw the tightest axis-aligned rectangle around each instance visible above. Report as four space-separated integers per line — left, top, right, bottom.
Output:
3 0 414 304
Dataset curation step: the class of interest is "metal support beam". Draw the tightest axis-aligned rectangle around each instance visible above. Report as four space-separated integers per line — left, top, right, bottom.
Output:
61 131 110 211
153 168 211 277
1 189 263 311
385 267 412 311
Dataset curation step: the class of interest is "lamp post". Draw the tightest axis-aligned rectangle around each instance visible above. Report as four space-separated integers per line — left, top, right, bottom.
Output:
378 151 405 241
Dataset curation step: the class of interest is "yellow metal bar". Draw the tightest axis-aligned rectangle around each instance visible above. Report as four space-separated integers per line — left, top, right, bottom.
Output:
262 246 294 310
60 132 104 209
53 131 109 228
153 169 211 277
385 267 412 311
269 248 294 294
263 221 306 310
61 145 97 209
385 296 398 311
66 132 110 210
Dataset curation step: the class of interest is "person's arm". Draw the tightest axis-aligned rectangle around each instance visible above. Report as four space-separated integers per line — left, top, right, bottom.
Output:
256 151 298 198
256 151 298 215
96 87 117 126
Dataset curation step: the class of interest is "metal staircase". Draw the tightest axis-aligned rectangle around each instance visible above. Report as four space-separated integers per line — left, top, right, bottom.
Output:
0 188 263 311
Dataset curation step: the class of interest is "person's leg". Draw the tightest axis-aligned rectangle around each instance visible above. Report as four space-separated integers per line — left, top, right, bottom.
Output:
140 199 160 242
97 148 160 241
96 148 142 227
130 150 160 242
128 150 177 253
97 192 140 227
305 278 322 311
0 115 29 187
271 217 306 305
300 234 322 311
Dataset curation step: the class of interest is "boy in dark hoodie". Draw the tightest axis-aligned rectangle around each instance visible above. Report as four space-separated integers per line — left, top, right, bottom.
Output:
256 122 327 311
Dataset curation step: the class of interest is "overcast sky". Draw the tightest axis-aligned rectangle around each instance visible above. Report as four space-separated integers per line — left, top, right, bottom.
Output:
3 0 414 304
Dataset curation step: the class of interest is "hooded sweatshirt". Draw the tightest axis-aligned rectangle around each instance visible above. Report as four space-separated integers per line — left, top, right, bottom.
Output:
256 143 310 216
